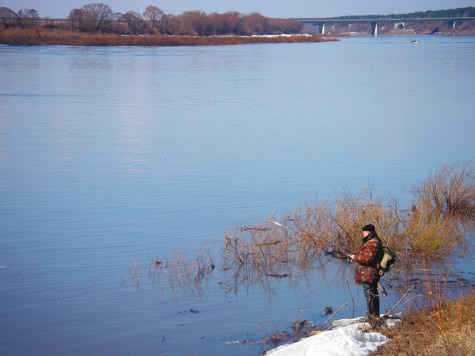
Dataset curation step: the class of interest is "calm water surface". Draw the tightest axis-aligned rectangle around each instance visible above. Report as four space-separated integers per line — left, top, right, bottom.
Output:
0 35 474 355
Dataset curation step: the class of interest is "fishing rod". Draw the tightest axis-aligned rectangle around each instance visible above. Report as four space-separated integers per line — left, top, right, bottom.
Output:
270 220 351 259
325 215 389 296
271 220 389 296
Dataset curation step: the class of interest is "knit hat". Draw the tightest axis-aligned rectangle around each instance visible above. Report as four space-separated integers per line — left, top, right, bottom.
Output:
361 224 376 232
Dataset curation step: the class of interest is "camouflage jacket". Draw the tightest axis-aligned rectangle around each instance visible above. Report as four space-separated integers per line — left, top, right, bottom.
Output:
354 235 384 284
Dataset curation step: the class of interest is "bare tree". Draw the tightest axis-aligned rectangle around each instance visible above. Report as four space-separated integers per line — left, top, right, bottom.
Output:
143 5 164 33
122 11 145 34
68 8 86 31
221 12 243 34
110 12 125 33
16 8 39 28
243 12 267 34
0 6 17 29
63 6 302 36
70 2 113 32
159 13 176 35
180 11 208 35
0 6 17 19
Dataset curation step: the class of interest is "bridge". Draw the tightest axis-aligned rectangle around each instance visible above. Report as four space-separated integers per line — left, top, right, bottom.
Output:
295 17 475 36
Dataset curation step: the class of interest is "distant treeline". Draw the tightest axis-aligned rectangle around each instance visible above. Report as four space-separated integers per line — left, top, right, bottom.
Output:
314 6 475 20
0 3 302 36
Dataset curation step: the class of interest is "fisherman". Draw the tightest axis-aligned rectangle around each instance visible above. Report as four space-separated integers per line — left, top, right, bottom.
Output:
349 224 384 327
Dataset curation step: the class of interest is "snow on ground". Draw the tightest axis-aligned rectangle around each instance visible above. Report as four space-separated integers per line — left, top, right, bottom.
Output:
266 316 400 356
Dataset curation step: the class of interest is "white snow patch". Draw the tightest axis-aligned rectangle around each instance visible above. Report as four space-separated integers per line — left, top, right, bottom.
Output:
266 316 399 356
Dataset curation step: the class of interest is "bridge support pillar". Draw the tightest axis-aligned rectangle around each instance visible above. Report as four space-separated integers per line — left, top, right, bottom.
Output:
313 23 325 34
371 22 378 36
449 20 456 29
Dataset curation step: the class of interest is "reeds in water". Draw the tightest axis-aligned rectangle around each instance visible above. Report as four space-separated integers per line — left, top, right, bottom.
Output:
127 162 474 298
147 248 215 298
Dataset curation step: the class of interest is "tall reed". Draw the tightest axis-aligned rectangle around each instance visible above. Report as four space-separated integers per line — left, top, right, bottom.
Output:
376 269 474 356
127 162 473 298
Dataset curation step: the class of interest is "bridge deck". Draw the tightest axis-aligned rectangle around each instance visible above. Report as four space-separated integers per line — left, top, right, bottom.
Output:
296 17 475 24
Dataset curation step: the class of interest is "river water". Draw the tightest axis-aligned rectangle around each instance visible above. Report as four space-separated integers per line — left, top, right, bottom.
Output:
0 36 474 355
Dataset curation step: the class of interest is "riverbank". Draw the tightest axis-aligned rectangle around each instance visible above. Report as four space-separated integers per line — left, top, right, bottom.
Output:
265 316 398 355
266 294 474 355
375 293 474 355
0 28 337 46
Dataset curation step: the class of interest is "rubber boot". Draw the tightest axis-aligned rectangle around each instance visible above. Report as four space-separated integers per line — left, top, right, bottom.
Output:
370 295 380 317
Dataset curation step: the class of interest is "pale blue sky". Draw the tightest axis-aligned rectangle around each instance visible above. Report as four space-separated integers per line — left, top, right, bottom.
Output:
2 0 474 18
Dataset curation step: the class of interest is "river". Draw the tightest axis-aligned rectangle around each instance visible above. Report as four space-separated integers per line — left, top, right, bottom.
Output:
0 35 474 355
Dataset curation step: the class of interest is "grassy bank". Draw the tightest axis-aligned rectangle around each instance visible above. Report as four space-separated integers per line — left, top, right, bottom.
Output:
260 289 475 354
257 269 474 352
0 27 336 46
375 293 474 355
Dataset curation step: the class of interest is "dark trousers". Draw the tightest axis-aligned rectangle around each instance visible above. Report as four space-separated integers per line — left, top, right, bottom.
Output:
363 282 380 317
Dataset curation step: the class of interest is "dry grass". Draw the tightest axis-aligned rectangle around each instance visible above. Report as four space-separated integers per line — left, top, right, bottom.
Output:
412 162 475 221
257 268 474 354
403 162 475 259
0 27 336 46
147 248 215 298
376 287 474 356
120 260 142 291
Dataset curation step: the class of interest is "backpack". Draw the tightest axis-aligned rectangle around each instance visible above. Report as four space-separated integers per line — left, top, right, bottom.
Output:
379 246 396 276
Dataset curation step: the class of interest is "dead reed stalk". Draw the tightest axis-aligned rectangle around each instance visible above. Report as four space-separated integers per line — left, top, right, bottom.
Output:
376 269 474 356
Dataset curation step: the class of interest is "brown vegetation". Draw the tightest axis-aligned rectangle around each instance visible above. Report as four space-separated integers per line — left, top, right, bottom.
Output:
1 3 325 47
1 3 305 39
375 278 474 356
120 162 474 299
223 162 474 280
259 272 474 354
147 248 215 299
0 26 334 46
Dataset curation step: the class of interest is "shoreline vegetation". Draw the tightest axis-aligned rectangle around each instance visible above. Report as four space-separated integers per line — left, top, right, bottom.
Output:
264 293 474 355
128 162 474 353
1 3 328 47
375 293 474 355
0 28 336 46
1 4 474 47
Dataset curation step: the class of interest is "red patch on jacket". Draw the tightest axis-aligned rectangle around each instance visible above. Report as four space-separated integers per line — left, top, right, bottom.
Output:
354 238 383 283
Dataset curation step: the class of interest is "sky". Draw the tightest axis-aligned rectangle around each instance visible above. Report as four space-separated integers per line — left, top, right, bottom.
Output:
1 0 474 18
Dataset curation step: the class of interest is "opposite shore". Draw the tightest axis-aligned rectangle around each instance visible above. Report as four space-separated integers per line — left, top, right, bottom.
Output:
2 27 475 47
0 28 338 46
1 5 473 46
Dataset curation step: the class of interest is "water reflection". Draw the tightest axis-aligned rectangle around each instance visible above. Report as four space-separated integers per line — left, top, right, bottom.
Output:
0 114 7 168
122 245 357 305
118 109 152 165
